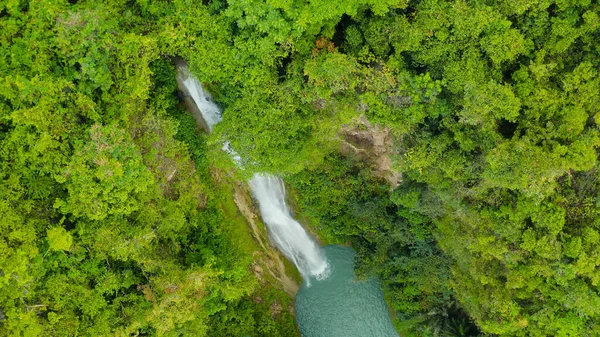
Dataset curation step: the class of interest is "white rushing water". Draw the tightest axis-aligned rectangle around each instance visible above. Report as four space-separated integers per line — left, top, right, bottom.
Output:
249 174 330 281
177 67 222 131
177 65 330 282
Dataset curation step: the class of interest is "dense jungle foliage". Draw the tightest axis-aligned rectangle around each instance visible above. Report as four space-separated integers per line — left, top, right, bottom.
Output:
2 0 600 336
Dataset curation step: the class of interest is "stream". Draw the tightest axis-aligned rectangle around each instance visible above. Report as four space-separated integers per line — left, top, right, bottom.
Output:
177 64 399 337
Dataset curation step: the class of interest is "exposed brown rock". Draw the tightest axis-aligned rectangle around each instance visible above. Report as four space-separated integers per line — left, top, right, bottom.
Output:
340 115 401 188
270 301 283 318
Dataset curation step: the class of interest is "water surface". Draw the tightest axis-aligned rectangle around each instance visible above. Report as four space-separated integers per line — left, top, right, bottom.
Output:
295 245 399 337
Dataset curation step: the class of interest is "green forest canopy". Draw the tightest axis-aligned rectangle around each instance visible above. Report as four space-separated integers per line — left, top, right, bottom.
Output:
1 0 600 336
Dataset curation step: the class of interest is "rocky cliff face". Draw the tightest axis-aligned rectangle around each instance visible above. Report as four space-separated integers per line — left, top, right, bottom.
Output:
340 116 401 189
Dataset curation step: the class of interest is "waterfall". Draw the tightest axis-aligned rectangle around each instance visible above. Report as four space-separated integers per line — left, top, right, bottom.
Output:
177 65 330 282
249 174 330 280
176 66 222 131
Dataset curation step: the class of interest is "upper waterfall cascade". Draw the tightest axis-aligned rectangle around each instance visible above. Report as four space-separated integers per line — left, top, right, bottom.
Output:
177 67 222 131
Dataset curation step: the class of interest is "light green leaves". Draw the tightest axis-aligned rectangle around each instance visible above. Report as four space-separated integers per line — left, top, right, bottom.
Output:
47 227 73 252
304 51 360 98
55 123 153 221
481 28 526 64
